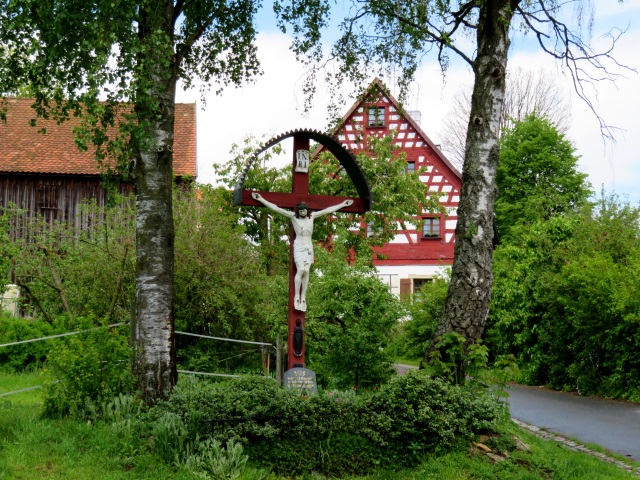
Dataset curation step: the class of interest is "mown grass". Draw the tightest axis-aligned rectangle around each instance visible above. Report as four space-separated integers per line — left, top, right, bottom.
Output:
0 370 46 405
1 371 638 480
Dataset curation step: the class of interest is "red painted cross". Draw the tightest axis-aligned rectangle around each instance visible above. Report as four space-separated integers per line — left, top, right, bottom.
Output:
235 131 370 370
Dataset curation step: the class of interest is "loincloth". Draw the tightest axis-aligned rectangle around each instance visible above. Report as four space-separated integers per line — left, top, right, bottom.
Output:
294 242 314 266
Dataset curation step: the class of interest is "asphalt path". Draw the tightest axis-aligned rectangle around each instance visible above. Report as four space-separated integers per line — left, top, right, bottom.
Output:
506 383 640 461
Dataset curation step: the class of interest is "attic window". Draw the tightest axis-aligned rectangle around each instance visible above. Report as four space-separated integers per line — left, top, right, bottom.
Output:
406 162 415 173
367 106 385 127
422 217 441 238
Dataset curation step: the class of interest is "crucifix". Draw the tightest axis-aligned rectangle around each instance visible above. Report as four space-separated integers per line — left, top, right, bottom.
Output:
234 129 371 370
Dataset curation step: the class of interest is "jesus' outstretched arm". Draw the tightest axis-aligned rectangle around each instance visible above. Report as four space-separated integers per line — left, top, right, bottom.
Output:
251 192 295 218
311 199 353 218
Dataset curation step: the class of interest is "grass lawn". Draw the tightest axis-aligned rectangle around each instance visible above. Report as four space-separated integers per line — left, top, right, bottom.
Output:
1 371 639 480
0 370 45 405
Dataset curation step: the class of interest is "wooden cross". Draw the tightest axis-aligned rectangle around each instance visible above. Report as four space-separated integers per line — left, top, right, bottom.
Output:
234 130 371 370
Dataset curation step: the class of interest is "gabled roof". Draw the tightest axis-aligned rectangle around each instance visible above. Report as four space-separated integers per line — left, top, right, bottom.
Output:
323 77 461 180
0 98 197 177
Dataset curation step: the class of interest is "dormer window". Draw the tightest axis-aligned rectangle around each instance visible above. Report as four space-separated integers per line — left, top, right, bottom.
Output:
367 106 385 127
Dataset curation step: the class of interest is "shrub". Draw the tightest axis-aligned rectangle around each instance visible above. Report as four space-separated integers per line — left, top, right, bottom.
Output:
150 373 504 476
0 314 56 372
487 196 640 400
400 275 450 359
305 251 401 390
42 326 134 417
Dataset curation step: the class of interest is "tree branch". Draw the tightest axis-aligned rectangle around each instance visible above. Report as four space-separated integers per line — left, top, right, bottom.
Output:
374 1 475 66
516 1 637 141
39 245 74 322
15 280 53 325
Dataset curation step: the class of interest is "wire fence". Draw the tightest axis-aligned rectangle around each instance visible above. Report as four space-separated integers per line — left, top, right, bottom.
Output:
0 385 43 397
0 322 127 348
0 324 274 397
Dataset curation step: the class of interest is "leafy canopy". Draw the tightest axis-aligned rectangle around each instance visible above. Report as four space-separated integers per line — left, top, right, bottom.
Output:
496 113 592 241
487 195 640 400
1 0 261 172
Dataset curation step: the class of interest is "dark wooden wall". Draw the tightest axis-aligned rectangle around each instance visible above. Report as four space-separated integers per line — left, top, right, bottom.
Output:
0 173 133 236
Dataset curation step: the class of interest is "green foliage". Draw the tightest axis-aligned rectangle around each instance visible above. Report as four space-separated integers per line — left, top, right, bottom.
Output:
3 371 636 480
183 438 250 480
487 195 640 400
496 113 592 241
424 332 489 385
152 412 195 466
0 0 306 404
42 326 134 417
68 393 145 457
390 273 450 360
150 374 504 477
216 133 439 275
0 0 267 173
0 208 15 284
214 134 432 385
0 314 56 372
308 135 442 259
2 190 278 375
305 251 402 389
2 200 136 324
214 137 292 276
173 185 277 374
73 393 143 425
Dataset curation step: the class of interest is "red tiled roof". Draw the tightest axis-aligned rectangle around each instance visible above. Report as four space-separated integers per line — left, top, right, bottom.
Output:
0 98 197 177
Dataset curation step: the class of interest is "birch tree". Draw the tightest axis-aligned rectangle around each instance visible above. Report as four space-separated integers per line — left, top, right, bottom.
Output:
0 0 325 403
278 0 633 360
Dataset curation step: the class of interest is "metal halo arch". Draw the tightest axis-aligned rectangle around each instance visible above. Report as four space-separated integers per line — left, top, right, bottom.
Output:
232 128 372 211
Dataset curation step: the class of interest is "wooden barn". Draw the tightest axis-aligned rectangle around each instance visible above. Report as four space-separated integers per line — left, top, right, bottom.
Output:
326 78 461 298
0 98 197 233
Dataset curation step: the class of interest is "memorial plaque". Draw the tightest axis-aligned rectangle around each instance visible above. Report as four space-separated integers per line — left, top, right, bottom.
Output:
283 367 318 395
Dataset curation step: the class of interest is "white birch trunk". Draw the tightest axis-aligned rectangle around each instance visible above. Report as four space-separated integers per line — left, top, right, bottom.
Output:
132 45 179 403
427 0 516 353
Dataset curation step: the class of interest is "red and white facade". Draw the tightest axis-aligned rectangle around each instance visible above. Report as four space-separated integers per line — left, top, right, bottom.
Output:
333 78 461 297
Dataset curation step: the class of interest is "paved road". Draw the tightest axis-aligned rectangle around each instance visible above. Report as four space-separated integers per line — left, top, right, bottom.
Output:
506 384 640 461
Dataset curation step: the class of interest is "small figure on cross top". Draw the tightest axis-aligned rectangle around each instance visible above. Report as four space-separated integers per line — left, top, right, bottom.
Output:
251 192 353 312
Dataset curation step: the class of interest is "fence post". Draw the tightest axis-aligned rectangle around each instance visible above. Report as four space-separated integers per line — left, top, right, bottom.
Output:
129 294 136 347
276 335 283 386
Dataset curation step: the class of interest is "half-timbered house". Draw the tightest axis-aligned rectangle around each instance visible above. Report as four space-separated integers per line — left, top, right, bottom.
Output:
326 78 461 298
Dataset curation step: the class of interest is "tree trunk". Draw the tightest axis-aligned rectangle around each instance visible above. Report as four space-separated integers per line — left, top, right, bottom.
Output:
134 91 178 403
425 0 516 360
133 7 179 404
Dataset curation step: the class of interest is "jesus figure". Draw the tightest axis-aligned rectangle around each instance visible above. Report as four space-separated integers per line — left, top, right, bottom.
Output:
251 192 353 312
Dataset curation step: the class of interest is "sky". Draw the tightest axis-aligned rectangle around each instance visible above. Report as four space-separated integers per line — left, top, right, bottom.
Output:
176 0 640 205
